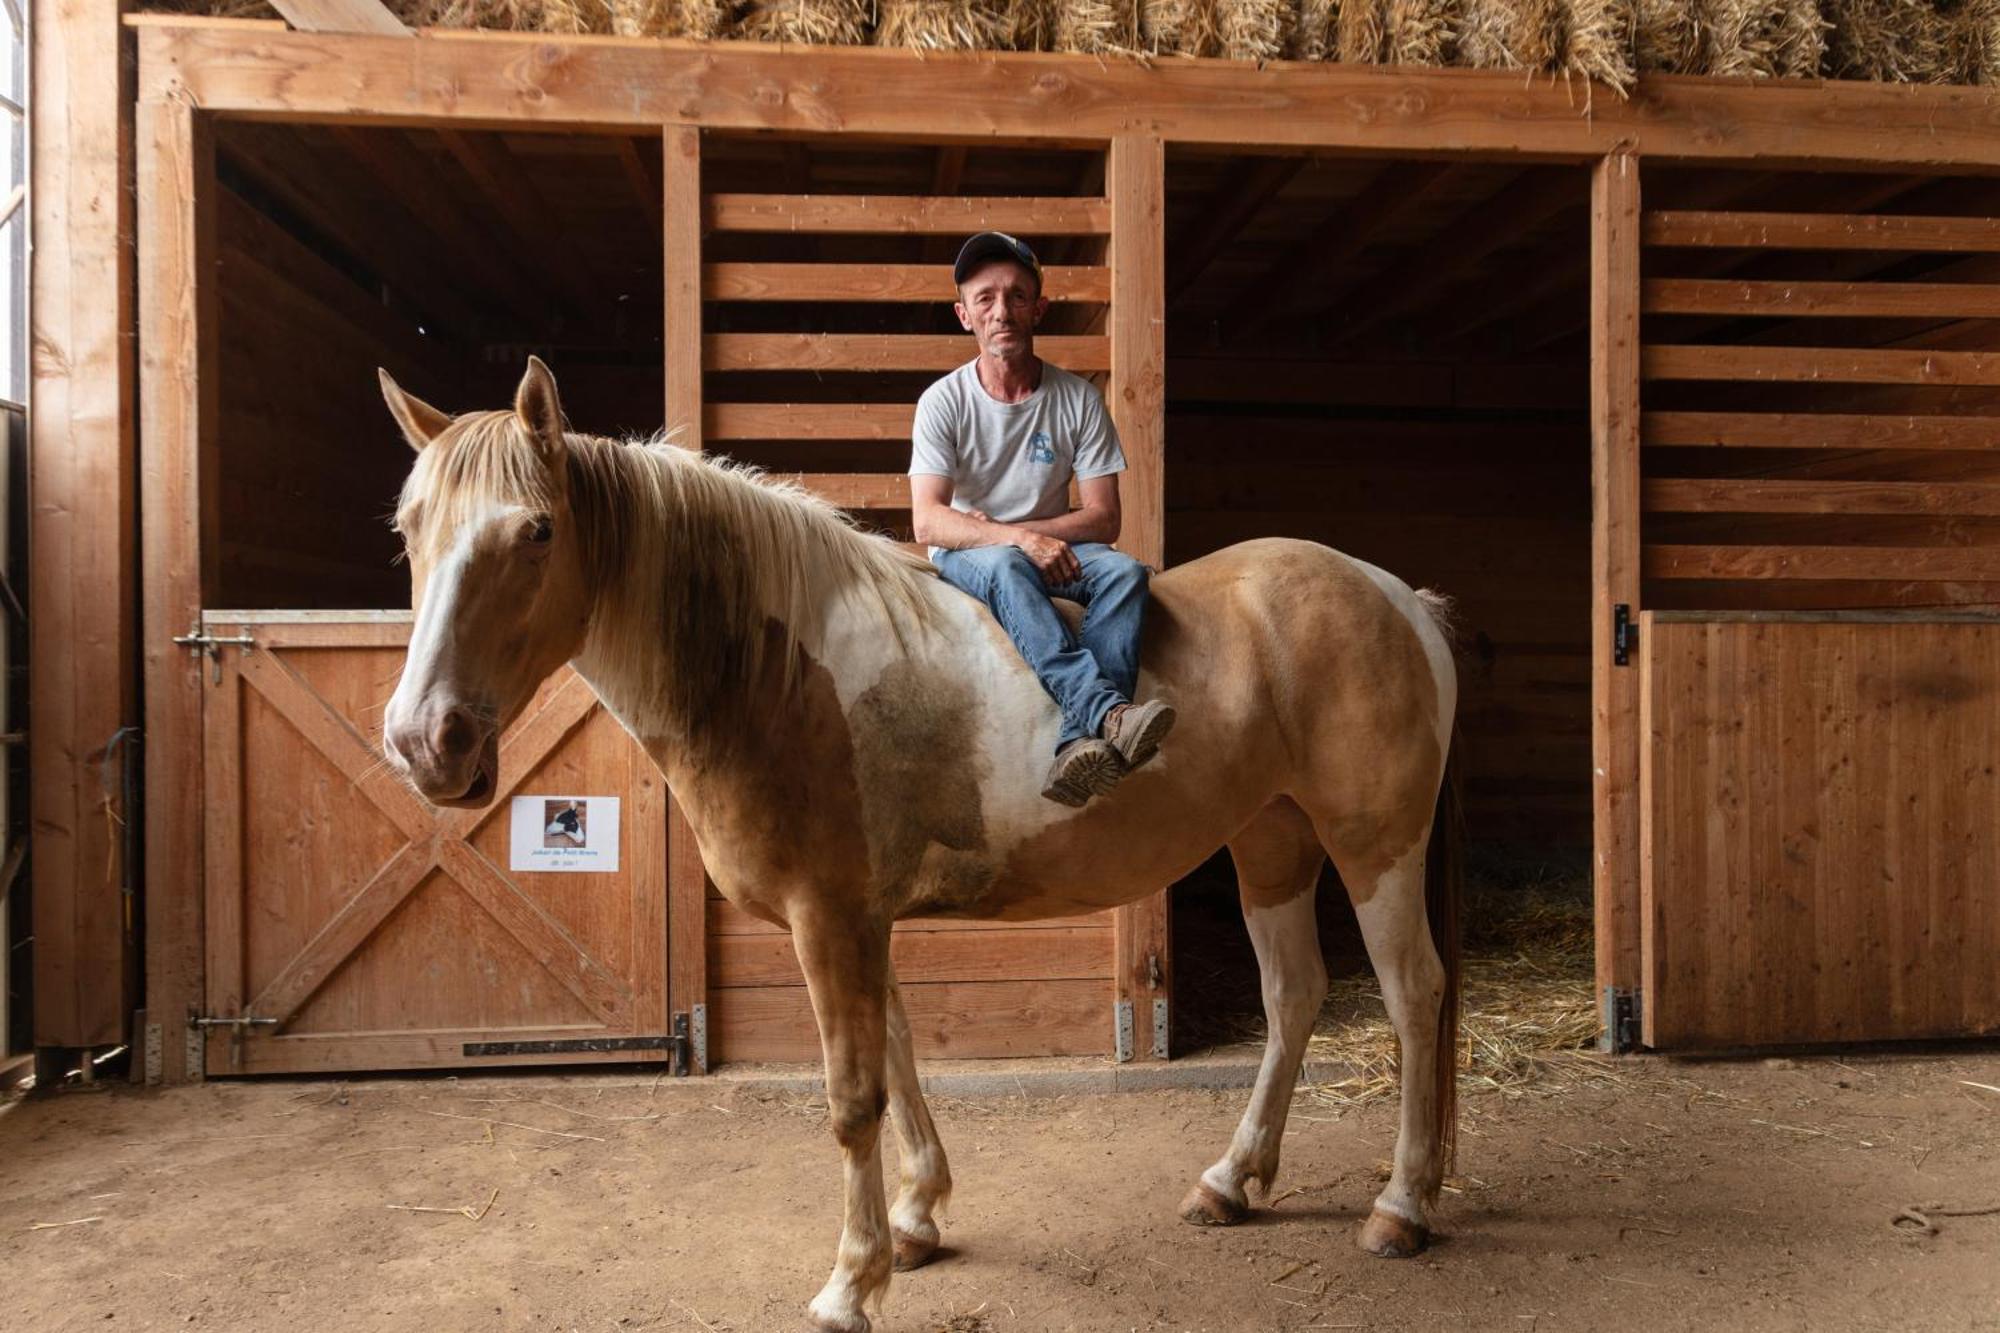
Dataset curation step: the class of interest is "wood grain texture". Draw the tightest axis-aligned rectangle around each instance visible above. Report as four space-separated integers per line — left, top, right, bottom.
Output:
704 333 1109 373
711 927 1112 988
713 978 1108 1062
1644 479 2000 516
1642 411 2000 450
706 402 916 441
1645 345 2000 387
1643 277 2000 319
1641 615 2000 1048
32 0 138 1051
1646 545 2000 582
663 126 702 449
707 193 1111 235
265 0 409 35
136 25 2000 170
1645 210 2000 252
1593 152 1644 1000
706 262 1108 302
138 99 214 1080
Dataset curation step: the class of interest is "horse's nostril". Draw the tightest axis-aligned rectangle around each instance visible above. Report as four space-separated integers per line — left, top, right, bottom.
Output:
432 708 477 758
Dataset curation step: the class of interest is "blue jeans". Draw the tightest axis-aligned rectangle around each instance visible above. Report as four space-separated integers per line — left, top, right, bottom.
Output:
934 542 1150 751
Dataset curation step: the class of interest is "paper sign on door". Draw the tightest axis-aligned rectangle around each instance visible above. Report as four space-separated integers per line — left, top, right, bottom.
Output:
509 795 621 873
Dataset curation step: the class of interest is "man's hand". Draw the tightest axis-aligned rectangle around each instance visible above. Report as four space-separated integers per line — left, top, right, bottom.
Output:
1016 530 1081 586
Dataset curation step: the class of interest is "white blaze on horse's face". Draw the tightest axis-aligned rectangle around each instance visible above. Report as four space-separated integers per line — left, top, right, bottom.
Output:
376 358 588 809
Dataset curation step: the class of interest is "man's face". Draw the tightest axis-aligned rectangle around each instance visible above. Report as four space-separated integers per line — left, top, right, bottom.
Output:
955 260 1048 360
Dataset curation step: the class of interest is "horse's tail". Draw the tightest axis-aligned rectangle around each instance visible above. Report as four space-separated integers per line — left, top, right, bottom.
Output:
1414 585 1463 1193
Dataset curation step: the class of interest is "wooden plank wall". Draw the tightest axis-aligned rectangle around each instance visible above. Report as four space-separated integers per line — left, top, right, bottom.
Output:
1641 614 2000 1047
31 0 136 1050
1164 387 1593 844
1640 194 2000 614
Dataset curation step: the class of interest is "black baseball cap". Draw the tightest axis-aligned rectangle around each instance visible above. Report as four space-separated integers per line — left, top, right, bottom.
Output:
953 231 1043 290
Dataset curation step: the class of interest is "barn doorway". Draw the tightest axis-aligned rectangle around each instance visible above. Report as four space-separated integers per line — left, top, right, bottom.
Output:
1160 151 1599 1061
192 123 677 1075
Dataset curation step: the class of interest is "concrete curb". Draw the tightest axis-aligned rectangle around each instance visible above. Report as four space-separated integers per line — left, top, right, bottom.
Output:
703 1052 1355 1098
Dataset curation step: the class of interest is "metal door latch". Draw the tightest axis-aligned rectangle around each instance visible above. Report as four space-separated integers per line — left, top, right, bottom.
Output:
189 1014 279 1030
173 625 256 683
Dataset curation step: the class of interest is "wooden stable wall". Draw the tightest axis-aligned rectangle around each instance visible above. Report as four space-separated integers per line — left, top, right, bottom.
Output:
31 15 2000 1075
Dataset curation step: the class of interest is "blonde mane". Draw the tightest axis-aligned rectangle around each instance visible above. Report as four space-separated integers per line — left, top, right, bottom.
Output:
397 411 937 734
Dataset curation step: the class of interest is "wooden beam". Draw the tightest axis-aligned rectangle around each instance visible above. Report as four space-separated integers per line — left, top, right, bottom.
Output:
138 97 216 1082
705 402 915 440
1643 478 2000 515
705 333 1110 372
706 192 1112 236
663 126 702 447
137 25 2000 170
1109 133 1170 1061
1647 209 2000 253
1644 344 2000 386
705 262 1109 303
265 0 408 35
1643 410 2000 450
31 0 137 1053
1165 155 1305 305
1646 544 2000 581
1591 152 1643 1020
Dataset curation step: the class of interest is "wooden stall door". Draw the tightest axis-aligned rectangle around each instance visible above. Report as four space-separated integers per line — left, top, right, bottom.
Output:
1639 612 2000 1050
199 613 669 1074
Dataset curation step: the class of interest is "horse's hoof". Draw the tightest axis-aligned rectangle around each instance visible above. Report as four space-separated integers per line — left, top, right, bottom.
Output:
1356 1207 1430 1258
892 1227 939 1271
804 1312 869 1333
1178 1180 1249 1226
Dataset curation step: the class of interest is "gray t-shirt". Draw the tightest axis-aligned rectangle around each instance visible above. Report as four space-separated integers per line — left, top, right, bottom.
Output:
908 359 1125 558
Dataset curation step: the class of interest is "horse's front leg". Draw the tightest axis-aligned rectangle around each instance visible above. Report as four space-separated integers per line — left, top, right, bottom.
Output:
794 904 895 1333
884 964 952 1270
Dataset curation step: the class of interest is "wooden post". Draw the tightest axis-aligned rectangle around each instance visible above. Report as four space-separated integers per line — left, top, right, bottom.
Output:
662 124 708 1069
1590 152 1643 1029
137 99 216 1082
1109 134 1170 1060
30 0 138 1055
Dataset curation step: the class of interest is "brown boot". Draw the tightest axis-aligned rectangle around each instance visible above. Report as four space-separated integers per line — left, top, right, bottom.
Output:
1041 737 1124 807
1102 698 1176 771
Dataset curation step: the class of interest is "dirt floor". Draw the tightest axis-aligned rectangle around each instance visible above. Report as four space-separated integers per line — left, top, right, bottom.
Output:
3 1048 1998 1333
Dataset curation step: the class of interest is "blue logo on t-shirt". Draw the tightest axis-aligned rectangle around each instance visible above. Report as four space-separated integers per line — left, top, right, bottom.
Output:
1028 430 1056 465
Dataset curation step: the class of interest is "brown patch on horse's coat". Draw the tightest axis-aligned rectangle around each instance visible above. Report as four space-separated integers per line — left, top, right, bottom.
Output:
847 661 996 914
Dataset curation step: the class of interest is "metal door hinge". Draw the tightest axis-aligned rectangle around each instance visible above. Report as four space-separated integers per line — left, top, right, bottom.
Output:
1151 998 1169 1059
1600 986 1642 1053
173 624 256 683
1114 999 1135 1063
1612 604 1637 667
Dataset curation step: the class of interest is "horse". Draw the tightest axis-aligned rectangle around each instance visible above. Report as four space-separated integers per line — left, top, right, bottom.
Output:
378 358 1463 1333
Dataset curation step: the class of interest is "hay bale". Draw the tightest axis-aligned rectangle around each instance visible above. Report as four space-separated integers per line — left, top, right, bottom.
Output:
1634 0 1706 70
737 0 872 42
1290 0 1342 55
1938 0 2000 81
1457 0 1568 68
1141 0 1221 51
1217 0 1300 58
607 0 675 32
1053 0 1141 48
1335 0 1391 57
1822 0 1951 81
1008 0 1056 48
1703 0 1824 77
875 0 1013 48
1567 0 1638 86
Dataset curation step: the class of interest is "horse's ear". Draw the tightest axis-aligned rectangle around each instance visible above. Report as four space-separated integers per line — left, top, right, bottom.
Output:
514 356 568 468
378 369 452 452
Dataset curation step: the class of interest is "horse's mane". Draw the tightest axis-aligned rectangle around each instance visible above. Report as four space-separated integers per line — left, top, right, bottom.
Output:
398 410 937 733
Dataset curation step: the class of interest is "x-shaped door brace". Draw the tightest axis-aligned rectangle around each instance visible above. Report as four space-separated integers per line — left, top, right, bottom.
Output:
234 650 635 1033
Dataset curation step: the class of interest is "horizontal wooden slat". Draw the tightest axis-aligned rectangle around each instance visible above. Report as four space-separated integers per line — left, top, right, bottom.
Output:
705 262 1110 303
788 472 911 510
1644 344 2000 386
711 978 1109 1062
706 193 1112 235
1646 544 2000 581
1645 210 2000 253
711 926 1112 989
705 897 1107 934
1643 277 2000 319
1644 478 2000 516
706 333 1110 373
707 402 917 441
1642 410 2000 450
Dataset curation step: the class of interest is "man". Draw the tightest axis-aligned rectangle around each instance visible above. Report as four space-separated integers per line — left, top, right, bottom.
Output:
909 231 1175 807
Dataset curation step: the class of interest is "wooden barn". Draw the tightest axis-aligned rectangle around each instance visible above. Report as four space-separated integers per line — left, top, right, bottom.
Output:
24 0 2000 1084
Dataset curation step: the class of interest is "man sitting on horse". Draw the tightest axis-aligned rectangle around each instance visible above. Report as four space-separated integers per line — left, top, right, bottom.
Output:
909 231 1176 807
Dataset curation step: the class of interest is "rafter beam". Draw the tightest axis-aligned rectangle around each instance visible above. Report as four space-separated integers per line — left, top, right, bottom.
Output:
1216 161 1454 347
439 128 606 321
1166 155 1305 306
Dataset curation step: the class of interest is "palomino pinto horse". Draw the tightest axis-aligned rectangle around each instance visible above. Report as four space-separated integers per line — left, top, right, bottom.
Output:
379 360 1462 1333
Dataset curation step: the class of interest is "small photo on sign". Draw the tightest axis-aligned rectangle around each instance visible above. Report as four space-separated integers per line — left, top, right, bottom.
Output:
510 794 620 873
543 799 588 849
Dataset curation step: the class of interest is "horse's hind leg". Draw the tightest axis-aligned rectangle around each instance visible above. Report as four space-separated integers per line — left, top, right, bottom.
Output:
1181 797 1328 1226
1324 833 1447 1258
884 965 952 1271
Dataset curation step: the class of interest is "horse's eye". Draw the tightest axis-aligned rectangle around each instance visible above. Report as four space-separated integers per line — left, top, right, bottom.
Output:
527 517 553 545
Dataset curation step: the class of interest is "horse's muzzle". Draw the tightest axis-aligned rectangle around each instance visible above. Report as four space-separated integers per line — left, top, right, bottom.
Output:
385 705 500 808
